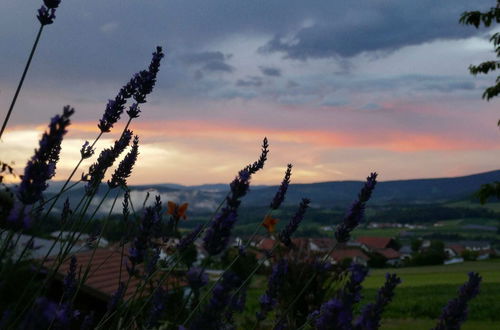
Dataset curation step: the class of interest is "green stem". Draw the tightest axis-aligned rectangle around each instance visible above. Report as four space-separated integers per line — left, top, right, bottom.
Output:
0 25 44 139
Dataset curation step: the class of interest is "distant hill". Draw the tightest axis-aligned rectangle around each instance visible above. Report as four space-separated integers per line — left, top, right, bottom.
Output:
44 170 500 214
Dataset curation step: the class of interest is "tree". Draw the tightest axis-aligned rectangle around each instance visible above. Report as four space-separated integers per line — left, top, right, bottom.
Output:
460 1 500 101
460 2 500 204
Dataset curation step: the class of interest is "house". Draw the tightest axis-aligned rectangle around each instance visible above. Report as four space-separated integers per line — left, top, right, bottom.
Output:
356 236 399 251
356 236 401 266
329 248 369 266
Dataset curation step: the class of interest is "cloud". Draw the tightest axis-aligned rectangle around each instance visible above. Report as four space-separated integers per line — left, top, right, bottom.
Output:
181 51 234 73
236 76 263 87
259 66 282 77
259 1 489 60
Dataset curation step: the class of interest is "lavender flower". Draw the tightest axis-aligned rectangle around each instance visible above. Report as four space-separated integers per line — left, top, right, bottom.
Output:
244 137 269 175
62 255 78 302
128 204 162 267
203 209 238 256
43 0 61 9
37 6 56 25
122 190 130 219
6 202 32 229
126 103 141 118
189 272 241 330
133 47 165 104
60 198 71 225
335 172 378 243
80 312 94 330
23 297 78 329
80 141 94 159
270 164 292 210
257 259 288 321
146 287 167 328
178 224 203 253
187 267 209 291
432 272 481 330
108 135 139 188
203 169 251 256
145 248 160 277
17 106 73 205
278 198 311 247
311 264 368 330
354 273 402 330
84 130 132 195
107 282 126 313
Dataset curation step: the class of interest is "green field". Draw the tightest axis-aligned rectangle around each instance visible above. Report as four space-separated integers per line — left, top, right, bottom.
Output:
243 260 500 329
362 260 500 329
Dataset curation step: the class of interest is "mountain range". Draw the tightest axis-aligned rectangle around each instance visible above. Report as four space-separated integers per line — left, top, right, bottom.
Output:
44 170 500 215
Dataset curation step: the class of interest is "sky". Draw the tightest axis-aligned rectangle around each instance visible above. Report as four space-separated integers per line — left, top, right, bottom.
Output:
0 0 499 185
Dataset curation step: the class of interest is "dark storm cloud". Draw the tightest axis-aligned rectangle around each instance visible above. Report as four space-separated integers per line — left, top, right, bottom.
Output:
259 0 492 60
259 66 281 77
0 0 491 102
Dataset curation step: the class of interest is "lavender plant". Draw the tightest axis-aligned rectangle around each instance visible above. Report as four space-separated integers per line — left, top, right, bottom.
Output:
0 5 487 330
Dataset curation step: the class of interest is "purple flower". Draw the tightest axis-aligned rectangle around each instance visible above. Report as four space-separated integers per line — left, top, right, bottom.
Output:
270 164 292 210
37 6 56 25
84 130 132 195
278 198 311 247
257 259 288 321
6 202 32 229
187 267 209 291
432 272 481 330
244 137 269 175
128 204 162 267
23 297 78 329
122 190 130 219
354 273 402 330
310 264 368 330
335 173 377 243
108 135 139 189
203 209 238 256
60 198 71 225
17 106 73 205
126 103 141 118
133 47 165 104
146 287 166 328
80 141 94 159
178 224 203 252
80 312 94 330
189 271 241 330
62 255 78 302
107 282 126 313
43 0 61 9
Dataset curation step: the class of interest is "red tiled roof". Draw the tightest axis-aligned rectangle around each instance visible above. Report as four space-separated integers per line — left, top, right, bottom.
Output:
448 244 465 255
46 247 182 301
258 238 275 250
356 236 393 249
375 248 400 259
330 248 368 261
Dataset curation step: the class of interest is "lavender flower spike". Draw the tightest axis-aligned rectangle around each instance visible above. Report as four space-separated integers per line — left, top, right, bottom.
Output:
187 267 209 291
62 255 77 302
270 164 292 210
37 6 56 25
257 259 288 321
278 198 311 247
354 273 402 330
84 130 132 195
311 264 368 330
245 137 269 175
43 0 61 9
133 46 165 104
178 224 203 253
335 172 377 243
432 272 481 330
108 135 139 189
17 106 73 205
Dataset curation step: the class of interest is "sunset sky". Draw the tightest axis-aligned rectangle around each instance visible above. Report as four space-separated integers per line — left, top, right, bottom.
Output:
0 0 499 185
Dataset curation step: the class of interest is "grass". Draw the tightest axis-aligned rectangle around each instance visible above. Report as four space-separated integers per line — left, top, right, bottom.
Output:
360 260 500 329
241 260 500 329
